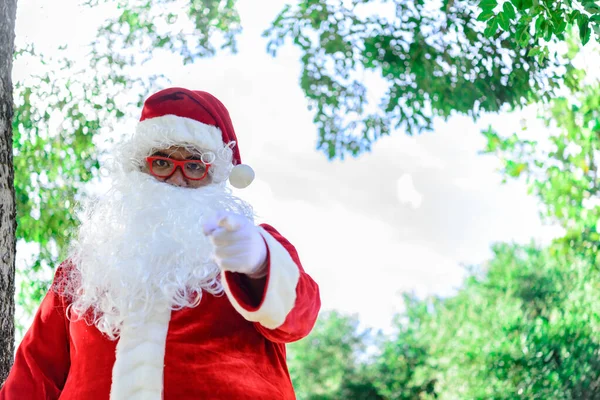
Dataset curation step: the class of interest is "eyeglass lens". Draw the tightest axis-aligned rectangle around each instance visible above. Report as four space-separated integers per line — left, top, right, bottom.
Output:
151 159 207 179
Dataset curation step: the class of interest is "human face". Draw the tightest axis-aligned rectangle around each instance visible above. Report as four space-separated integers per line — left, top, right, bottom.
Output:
143 146 213 188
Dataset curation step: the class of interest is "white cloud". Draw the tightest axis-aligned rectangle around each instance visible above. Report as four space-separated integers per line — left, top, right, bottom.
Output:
396 173 423 209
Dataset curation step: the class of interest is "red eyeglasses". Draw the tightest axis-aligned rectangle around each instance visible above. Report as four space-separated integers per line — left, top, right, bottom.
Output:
146 156 211 181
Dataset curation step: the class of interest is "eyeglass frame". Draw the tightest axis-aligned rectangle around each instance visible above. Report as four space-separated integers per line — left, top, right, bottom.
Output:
145 155 211 181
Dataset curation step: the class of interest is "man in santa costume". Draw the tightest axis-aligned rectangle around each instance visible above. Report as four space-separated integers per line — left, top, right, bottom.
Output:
1 88 321 399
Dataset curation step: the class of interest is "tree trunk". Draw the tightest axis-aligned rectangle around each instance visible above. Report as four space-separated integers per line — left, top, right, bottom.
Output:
0 0 18 385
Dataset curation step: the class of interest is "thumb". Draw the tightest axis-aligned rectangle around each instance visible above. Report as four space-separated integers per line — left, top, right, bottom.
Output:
203 211 229 236
202 219 220 236
218 213 244 232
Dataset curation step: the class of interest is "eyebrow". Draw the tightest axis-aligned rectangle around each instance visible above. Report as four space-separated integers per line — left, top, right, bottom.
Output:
152 151 202 160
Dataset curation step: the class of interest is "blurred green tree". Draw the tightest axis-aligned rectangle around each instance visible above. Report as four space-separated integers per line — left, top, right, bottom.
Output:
287 311 385 400
381 243 600 399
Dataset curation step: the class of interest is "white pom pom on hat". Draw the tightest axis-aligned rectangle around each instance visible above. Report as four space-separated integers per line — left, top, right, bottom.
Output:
136 87 255 188
229 164 255 189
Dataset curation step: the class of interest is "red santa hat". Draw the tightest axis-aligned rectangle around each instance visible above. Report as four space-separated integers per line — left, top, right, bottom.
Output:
135 87 254 189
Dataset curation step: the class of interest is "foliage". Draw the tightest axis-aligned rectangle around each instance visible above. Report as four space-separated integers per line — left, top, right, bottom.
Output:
14 48 98 319
292 243 600 399
287 311 383 400
263 0 565 158
476 0 600 54
444 58 600 397
481 61 600 257
373 296 437 400
87 0 241 63
404 243 599 399
83 0 570 159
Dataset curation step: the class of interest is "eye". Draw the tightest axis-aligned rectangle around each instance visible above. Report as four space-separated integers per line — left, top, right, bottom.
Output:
153 159 170 168
186 162 205 171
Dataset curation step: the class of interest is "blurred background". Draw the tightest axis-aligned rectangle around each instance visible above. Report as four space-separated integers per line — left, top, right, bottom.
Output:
9 0 600 398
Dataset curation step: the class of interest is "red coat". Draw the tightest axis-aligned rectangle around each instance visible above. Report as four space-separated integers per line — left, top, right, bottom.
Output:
1 224 320 399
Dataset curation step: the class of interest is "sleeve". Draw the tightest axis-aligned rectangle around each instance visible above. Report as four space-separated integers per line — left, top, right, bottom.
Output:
222 223 321 343
0 266 71 400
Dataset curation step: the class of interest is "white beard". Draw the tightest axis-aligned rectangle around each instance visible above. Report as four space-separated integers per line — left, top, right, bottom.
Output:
64 169 254 339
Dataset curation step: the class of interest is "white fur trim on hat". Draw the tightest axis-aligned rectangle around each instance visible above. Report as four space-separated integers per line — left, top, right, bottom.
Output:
135 114 224 153
126 114 255 188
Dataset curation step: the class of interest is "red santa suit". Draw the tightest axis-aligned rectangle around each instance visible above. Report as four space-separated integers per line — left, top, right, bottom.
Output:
1 224 320 399
0 88 321 399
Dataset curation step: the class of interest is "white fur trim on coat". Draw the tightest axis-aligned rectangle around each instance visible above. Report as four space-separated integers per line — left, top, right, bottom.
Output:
110 303 171 400
135 114 224 153
223 227 300 329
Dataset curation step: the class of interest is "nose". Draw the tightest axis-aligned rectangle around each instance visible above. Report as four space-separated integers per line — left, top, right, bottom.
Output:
166 167 188 187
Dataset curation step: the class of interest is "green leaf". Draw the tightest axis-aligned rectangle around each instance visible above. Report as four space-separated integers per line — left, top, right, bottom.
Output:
528 46 542 57
477 9 496 21
506 160 528 177
510 0 523 10
543 19 554 41
479 0 498 12
522 0 533 9
503 2 517 20
535 15 545 33
516 24 531 45
555 17 568 34
497 11 511 30
593 16 600 37
484 16 499 37
583 2 600 14
578 14 591 45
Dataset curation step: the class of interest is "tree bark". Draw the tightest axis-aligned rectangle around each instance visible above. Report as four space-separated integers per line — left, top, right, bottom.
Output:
0 0 18 385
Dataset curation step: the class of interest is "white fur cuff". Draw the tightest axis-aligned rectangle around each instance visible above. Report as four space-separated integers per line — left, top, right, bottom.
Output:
223 228 300 329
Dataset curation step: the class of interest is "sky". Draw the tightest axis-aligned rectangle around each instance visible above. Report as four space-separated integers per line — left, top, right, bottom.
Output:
14 0 564 332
